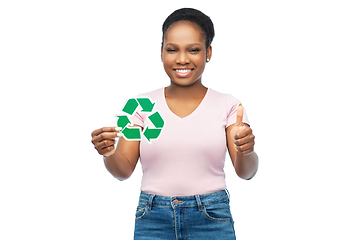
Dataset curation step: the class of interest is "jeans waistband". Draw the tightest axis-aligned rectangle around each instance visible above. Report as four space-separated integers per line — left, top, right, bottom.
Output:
138 190 230 211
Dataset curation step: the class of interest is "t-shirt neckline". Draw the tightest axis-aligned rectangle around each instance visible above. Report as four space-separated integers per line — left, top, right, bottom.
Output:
162 87 211 120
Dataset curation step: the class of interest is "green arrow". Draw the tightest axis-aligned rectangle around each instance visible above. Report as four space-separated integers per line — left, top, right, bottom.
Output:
143 127 162 142
122 98 139 115
137 98 155 112
122 127 141 140
148 111 164 128
117 115 131 129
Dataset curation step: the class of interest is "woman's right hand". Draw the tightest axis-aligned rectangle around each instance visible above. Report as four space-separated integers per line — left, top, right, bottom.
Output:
91 127 121 157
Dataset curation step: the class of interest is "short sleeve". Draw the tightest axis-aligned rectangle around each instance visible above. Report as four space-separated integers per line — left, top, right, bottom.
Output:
120 95 145 128
226 94 250 128
129 111 144 127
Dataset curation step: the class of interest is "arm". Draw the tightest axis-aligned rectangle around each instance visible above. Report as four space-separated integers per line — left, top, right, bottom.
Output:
226 123 258 180
91 126 141 181
103 136 140 180
226 104 258 180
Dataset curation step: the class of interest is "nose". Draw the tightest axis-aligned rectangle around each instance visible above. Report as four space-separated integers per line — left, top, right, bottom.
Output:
176 52 190 64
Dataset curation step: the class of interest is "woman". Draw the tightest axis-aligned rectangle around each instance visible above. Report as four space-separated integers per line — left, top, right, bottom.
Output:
91 8 258 240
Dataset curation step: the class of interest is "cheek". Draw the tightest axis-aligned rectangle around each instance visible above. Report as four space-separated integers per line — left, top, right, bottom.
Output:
163 58 173 72
163 56 173 65
192 54 206 67
193 57 206 71
162 52 173 64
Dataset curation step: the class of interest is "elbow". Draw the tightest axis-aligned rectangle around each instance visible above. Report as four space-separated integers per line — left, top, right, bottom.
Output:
114 172 132 181
103 154 135 181
239 169 258 180
236 169 257 180
107 167 133 181
234 152 259 180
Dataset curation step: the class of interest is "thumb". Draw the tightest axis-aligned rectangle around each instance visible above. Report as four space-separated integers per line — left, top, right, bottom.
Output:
235 103 244 126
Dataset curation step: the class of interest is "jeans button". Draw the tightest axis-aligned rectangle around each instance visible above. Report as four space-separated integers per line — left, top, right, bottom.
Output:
173 199 179 205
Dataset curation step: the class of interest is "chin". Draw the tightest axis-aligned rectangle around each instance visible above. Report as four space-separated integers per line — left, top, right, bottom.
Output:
172 79 199 88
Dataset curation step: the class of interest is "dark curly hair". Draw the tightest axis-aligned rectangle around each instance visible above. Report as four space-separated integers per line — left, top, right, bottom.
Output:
162 8 215 49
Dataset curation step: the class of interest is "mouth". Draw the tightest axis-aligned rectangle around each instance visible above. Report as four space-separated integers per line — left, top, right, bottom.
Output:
173 68 194 77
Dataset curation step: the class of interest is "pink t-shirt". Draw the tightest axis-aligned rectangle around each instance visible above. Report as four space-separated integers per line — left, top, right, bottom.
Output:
129 88 249 196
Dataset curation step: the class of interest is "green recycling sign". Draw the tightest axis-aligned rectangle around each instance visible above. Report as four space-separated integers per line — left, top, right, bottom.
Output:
117 98 164 142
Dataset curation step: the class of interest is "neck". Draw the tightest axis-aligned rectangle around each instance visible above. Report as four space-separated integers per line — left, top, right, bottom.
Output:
165 80 207 99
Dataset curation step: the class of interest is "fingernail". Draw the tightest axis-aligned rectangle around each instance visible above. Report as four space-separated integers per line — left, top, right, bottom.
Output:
117 132 123 137
239 103 242 106
115 127 122 131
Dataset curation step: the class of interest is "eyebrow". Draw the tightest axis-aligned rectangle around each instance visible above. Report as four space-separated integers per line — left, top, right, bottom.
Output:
165 43 202 47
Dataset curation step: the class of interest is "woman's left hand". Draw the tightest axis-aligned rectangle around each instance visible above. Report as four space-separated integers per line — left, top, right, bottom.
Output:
230 104 255 155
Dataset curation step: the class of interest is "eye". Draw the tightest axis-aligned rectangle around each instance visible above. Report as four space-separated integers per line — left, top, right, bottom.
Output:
190 48 201 53
166 48 176 53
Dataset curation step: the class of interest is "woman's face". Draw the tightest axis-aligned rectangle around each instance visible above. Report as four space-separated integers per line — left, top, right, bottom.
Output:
161 21 212 87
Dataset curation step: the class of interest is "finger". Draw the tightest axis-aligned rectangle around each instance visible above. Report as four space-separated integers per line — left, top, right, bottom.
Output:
92 131 119 145
235 142 255 153
99 145 116 156
235 103 244 126
234 126 252 140
91 127 118 138
94 139 116 150
241 148 254 155
234 134 254 146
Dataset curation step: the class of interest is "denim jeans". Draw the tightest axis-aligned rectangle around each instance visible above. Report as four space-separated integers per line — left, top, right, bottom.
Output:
134 190 236 240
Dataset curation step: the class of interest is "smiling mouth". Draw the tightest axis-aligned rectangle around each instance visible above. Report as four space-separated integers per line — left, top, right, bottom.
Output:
174 68 194 73
173 68 194 78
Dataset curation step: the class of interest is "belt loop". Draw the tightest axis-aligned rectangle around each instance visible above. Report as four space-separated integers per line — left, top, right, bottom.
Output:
195 195 202 211
147 194 155 211
225 189 230 202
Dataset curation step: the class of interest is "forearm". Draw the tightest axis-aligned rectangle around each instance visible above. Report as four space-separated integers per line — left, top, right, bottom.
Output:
234 151 259 180
103 151 135 181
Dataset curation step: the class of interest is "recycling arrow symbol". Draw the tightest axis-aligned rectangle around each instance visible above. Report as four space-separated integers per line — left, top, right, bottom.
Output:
117 98 164 142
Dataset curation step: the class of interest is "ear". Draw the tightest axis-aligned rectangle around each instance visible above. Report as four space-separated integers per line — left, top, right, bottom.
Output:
206 45 212 62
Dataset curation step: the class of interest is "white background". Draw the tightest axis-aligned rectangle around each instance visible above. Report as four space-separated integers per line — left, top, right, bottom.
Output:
1 0 359 239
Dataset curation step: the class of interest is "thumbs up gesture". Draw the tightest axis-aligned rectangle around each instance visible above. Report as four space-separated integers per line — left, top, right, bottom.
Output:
230 104 255 155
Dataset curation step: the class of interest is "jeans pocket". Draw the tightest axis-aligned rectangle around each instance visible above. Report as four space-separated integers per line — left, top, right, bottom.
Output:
135 202 147 221
203 201 232 222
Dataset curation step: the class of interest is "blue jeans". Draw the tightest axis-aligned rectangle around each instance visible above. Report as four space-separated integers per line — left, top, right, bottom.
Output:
134 190 236 240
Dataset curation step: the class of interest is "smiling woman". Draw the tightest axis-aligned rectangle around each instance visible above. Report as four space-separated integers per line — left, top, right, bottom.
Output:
91 7 258 239
161 21 212 87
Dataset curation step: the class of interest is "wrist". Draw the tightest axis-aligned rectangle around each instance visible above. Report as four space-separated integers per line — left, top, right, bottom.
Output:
242 150 255 157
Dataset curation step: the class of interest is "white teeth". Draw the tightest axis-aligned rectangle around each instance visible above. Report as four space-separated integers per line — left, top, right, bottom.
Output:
176 69 191 73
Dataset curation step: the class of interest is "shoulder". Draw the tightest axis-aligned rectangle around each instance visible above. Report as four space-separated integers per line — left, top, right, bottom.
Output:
208 88 249 125
135 88 164 105
207 88 240 106
137 88 163 98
